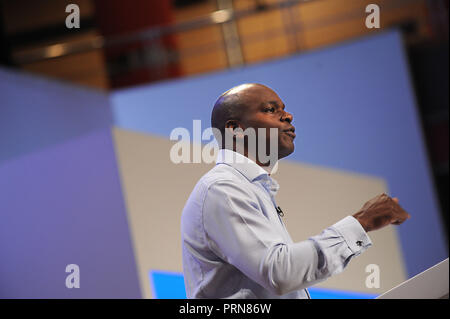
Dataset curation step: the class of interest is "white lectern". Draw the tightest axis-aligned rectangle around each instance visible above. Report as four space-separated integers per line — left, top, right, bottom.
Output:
377 258 449 299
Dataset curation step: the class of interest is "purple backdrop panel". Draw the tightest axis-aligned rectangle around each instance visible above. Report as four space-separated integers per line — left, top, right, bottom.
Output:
0 128 141 298
0 68 113 164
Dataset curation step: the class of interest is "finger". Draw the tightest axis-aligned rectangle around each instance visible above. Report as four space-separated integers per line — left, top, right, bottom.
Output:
391 211 410 225
391 199 409 219
398 206 410 219
391 217 408 225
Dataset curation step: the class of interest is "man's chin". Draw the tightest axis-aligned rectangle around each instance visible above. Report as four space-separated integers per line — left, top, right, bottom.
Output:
278 144 295 160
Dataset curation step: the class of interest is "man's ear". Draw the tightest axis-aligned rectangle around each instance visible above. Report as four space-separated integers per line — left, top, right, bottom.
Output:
225 120 246 138
225 119 240 133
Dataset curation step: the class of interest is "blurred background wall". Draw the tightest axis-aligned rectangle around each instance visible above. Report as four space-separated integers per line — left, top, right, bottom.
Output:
0 0 448 298
1 0 447 228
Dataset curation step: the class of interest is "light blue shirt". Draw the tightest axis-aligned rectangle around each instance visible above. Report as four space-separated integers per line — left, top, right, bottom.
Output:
181 149 372 299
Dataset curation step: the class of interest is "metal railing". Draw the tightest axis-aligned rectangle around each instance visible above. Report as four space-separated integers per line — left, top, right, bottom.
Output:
13 0 429 65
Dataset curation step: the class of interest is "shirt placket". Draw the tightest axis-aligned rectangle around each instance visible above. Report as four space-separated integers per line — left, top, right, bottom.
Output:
259 179 293 244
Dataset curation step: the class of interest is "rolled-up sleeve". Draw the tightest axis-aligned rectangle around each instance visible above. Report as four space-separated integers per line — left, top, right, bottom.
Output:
202 179 372 296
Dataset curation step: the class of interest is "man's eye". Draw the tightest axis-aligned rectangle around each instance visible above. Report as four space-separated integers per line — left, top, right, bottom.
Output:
265 107 275 113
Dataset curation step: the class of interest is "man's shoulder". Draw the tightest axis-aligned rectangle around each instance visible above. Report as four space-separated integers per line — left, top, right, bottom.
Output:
186 164 249 203
198 163 248 189
182 164 258 220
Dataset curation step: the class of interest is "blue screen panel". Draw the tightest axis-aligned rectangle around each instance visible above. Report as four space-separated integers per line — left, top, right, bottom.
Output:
307 287 377 299
150 270 187 299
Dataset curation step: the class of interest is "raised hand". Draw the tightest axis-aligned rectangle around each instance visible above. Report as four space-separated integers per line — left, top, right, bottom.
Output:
352 193 411 232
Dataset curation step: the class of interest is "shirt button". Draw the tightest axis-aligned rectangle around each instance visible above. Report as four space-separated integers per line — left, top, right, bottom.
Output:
356 240 363 247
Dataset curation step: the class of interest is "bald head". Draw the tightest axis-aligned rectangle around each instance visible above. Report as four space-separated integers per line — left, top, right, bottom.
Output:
211 83 269 141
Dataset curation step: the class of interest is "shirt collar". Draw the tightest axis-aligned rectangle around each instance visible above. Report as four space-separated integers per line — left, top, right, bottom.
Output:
216 149 280 196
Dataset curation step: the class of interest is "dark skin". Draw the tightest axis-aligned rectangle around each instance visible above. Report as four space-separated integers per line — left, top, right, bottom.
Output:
212 83 411 232
212 83 295 166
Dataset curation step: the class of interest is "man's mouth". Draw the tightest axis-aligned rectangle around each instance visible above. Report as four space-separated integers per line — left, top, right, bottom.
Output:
282 128 296 139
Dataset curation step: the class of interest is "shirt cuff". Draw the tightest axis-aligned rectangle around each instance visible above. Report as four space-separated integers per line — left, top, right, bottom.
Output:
330 216 372 256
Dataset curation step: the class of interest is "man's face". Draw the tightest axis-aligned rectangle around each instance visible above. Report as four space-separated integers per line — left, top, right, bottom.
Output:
237 85 296 160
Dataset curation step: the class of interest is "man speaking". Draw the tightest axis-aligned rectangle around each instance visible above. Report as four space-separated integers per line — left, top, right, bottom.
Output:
180 83 410 299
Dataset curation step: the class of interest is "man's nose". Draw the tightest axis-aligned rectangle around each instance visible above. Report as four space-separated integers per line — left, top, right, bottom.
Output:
281 111 293 123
